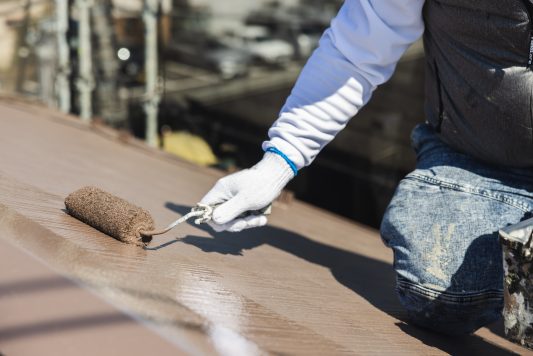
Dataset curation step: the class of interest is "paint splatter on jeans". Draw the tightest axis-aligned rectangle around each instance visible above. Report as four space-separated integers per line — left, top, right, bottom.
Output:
380 123 533 335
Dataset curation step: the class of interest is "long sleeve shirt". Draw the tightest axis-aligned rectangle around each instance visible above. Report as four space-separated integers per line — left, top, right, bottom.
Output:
262 0 426 170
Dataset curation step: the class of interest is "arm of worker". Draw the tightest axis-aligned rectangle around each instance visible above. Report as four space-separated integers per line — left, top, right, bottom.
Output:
201 0 425 232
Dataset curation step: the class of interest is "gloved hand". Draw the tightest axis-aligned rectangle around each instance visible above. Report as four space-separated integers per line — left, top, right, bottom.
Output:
200 152 295 232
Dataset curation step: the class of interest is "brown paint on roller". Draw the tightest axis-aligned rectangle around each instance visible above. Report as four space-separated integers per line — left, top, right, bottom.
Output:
64 186 155 246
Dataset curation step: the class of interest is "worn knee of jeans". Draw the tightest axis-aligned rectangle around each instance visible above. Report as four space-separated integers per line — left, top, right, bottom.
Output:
381 202 504 335
396 276 503 335
380 123 533 335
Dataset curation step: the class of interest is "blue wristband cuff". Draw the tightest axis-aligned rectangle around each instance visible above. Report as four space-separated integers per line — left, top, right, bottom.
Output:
265 147 298 176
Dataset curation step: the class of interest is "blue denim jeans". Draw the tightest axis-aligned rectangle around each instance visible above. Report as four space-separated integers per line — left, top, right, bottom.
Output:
380 123 533 335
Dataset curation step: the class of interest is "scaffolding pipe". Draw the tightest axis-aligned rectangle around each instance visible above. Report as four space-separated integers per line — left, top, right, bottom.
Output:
92 0 123 126
143 0 160 147
76 0 94 122
15 0 31 93
55 0 70 113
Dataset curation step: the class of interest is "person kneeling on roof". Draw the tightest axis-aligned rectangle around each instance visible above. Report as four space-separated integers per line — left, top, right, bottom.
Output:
200 1 533 335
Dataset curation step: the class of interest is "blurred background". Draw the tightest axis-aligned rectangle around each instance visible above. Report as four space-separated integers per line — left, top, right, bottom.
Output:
0 0 425 228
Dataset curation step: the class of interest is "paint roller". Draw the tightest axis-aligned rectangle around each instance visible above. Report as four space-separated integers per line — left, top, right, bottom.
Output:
64 186 270 247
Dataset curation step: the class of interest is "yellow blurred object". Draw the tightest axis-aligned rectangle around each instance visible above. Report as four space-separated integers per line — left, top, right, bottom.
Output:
161 130 218 166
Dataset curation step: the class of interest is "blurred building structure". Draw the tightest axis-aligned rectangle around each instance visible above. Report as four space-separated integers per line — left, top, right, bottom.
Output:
0 0 50 92
0 0 425 228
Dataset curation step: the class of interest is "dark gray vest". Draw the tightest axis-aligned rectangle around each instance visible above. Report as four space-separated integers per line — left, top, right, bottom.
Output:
424 0 533 167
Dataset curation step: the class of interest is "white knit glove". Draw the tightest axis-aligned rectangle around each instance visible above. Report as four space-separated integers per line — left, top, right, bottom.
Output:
200 152 295 232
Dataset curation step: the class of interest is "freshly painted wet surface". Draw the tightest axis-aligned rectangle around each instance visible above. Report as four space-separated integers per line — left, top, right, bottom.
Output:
0 214 188 356
0 97 529 354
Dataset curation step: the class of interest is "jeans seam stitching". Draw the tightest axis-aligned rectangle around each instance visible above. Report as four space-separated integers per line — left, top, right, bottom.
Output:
407 174 532 212
397 278 503 297
397 280 503 304
398 278 502 298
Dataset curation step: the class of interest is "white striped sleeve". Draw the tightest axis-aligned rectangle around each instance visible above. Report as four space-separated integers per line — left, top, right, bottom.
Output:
262 0 425 169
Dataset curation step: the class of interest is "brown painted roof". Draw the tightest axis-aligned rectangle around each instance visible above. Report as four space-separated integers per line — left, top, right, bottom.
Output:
0 232 187 355
0 97 528 355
